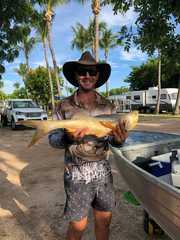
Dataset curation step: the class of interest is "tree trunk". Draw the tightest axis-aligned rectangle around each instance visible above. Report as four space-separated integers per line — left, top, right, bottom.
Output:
23 41 30 71
42 39 55 114
23 43 30 98
47 21 61 97
92 0 100 62
174 75 180 115
94 13 99 62
105 50 109 97
155 49 161 114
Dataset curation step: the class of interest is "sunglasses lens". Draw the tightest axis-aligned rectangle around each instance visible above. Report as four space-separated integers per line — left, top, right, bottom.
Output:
77 68 97 76
88 70 98 76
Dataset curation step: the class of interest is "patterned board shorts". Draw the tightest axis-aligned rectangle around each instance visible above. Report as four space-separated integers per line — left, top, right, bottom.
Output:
63 162 115 222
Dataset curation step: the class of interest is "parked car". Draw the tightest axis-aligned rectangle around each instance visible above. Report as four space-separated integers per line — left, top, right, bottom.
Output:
1 99 48 129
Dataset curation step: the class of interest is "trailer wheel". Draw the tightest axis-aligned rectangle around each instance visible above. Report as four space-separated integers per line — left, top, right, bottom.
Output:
143 211 164 236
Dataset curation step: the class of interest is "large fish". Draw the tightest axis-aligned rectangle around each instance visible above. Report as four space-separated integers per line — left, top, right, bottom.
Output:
20 111 138 147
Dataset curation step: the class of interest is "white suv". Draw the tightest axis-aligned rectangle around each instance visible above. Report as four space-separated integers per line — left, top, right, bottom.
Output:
1 99 48 129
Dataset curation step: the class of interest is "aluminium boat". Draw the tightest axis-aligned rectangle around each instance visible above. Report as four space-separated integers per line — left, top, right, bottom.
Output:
111 131 180 240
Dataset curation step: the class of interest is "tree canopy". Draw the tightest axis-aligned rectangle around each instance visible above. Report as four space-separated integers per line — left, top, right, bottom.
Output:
126 58 180 90
0 0 37 78
25 66 63 107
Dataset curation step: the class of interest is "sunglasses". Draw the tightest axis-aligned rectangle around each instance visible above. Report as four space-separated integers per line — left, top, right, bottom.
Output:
76 68 98 76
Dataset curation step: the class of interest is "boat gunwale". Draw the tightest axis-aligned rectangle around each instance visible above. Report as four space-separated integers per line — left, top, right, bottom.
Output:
118 131 180 152
111 141 180 197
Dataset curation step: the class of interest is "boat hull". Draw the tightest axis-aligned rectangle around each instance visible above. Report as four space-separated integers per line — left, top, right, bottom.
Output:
111 133 180 240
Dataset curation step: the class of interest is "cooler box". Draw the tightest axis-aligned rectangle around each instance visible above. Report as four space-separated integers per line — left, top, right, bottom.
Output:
149 153 172 184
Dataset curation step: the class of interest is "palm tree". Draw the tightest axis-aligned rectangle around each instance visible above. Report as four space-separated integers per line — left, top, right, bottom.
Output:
71 19 106 56
91 0 100 61
14 63 30 97
174 74 180 115
14 63 28 84
76 0 102 61
100 28 117 96
155 49 161 114
39 0 70 97
33 12 55 112
0 80 3 89
19 27 37 70
13 82 20 90
71 23 88 52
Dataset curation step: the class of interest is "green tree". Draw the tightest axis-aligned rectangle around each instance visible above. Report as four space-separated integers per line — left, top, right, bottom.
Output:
14 63 30 97
71 19 107 55
109 87 129 95
0 80 6 100
33 12 55 111
18 26 38 70
37 0 70 97
71 23 88 52
0 80 4 89
125 59 158 90
13 82 20 90
125 58 180 90
9 87 28 99
104 0 180 113
14 63 28 84
25 66 62 108
0 0 36 78
76 0 106 61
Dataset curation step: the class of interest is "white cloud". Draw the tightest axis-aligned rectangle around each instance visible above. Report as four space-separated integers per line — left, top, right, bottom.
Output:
100 6 137 27
120 47 147 61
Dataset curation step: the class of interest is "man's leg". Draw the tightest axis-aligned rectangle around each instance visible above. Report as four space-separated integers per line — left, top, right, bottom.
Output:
93 209 112 240
66 217 88 240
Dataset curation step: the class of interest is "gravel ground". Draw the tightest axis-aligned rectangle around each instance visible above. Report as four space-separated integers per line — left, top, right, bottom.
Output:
0 117 180 240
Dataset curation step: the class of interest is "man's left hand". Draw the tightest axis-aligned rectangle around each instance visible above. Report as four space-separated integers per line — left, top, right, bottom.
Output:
111 120 128 145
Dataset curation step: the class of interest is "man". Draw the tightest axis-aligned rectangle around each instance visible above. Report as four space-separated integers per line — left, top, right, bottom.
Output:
49 51 128 240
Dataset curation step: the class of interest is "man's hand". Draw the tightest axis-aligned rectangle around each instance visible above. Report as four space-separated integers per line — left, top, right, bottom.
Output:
111 120 128 145
70 127 90 141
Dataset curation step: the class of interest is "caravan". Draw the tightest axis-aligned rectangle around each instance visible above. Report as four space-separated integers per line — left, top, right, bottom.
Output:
108 87 178 113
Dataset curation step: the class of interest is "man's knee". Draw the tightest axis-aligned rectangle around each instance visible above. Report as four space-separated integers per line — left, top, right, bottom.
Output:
94 210 112 229
68 217 88 236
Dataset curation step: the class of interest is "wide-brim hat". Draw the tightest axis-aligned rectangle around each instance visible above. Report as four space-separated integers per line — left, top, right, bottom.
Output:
63 51 111 88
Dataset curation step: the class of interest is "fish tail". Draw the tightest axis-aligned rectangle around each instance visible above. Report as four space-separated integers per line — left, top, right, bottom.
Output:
19 120 48 147
28 129 45 147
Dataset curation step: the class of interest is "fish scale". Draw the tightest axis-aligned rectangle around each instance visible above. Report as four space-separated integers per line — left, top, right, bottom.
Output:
19 111 139 147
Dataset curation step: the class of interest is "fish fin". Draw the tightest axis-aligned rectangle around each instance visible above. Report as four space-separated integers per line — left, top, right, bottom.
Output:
99 121 115 130
28 130 44 147
20 120 48 147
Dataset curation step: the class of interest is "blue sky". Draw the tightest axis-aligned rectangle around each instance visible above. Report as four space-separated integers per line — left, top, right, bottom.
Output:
3 2 177 95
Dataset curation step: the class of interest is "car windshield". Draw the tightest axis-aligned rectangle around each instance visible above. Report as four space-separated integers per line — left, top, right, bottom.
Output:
13 101 39 108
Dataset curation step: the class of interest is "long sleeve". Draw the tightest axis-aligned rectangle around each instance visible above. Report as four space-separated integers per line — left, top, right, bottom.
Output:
48 103 73 149
48 129 73 149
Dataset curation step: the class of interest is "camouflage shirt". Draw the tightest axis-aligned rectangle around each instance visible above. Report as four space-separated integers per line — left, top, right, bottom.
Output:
48 90 118 183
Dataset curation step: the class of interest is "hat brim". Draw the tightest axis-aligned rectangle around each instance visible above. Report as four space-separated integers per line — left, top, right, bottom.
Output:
63 62 111 88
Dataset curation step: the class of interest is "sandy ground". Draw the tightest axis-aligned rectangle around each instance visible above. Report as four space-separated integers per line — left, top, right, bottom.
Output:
0 118 180 240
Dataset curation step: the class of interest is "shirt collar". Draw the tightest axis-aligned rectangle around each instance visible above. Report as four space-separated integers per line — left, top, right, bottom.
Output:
73 89 106 107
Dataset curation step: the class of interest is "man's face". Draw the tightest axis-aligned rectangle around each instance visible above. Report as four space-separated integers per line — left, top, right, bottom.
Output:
75 66 99 91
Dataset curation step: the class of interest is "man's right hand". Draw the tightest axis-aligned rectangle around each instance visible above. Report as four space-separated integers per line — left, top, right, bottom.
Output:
70 127 90 141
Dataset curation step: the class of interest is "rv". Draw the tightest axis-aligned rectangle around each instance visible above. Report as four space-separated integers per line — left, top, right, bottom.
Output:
108 87 178 113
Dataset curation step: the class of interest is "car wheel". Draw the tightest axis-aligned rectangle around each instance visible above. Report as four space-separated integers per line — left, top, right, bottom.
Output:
1 115 8 127
11 118 17 130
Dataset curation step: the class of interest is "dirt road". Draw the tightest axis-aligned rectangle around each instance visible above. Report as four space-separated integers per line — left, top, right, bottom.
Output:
0 118 180 240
